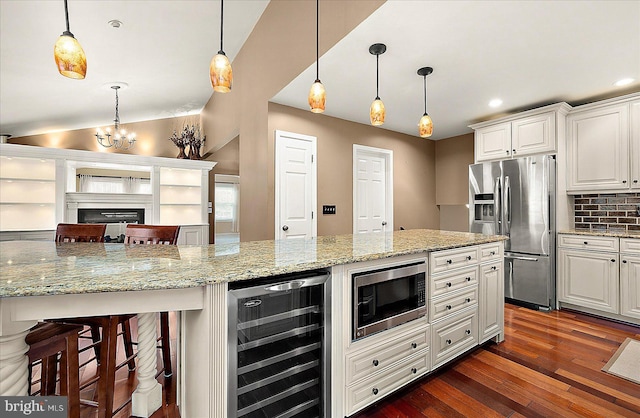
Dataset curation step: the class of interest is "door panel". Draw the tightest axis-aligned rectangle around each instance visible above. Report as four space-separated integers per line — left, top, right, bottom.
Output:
354 146 392 234
275 131 317 239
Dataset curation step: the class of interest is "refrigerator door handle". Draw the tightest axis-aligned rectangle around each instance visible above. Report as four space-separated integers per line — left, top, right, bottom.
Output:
494 176 502 234
508 259 514 298
503 175 511 237
506 255 539 262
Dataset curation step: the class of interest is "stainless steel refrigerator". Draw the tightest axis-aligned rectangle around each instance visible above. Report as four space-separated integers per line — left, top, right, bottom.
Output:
469 155 556 310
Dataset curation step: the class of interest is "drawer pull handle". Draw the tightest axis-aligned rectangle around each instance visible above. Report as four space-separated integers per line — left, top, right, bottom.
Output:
446 305 452 310
491 266 497 271
623 260 627 264
466 298 471 303
446 259 453 264
372 359 379 367
411 342 417 349
446 282 452 287
411 368 417 374
466 329 471 335
466 277 471 282
446 339 452 345
584 241 588 245
372 388 379 395
467 255 472 261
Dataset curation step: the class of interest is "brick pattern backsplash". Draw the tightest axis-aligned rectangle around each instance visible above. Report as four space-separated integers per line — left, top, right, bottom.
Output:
574 193 640 232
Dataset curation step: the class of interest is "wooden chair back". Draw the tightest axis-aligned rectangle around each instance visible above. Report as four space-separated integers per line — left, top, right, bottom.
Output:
55 223 107 243
124 224 180 245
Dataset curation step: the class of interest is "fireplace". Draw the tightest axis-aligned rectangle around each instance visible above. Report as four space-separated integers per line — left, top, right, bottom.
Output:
78 208 145 224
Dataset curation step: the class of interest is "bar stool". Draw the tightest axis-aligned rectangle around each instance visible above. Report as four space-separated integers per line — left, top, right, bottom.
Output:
27 322 84 418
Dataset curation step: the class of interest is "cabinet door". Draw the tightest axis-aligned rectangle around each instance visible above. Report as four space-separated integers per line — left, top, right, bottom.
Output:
630 100 640 189
558 248 619 313
567 104 630 192
475 123 511 162
511 112 555 157
620 255 640 320
479 261 504 343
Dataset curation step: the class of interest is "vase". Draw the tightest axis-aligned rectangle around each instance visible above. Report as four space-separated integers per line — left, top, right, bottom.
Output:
176 145 187 159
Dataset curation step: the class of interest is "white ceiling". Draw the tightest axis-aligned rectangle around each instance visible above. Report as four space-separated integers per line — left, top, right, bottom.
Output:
1 0 639 141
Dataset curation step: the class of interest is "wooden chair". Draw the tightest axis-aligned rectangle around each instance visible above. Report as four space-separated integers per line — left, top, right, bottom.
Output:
55 223 106 242
27 322 84 418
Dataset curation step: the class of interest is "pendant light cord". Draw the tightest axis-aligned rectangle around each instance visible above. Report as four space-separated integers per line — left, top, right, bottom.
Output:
423 75 427 115
375 54 380 100
63 0 70 33
315 0 319 81
219 0 224 54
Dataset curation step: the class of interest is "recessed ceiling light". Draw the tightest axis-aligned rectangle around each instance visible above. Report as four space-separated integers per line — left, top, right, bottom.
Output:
108 19 123 29
614 78 634 87
489 99 503 108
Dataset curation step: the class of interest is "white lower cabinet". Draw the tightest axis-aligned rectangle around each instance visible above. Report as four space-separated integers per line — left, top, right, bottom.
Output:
479 260 504 343
346 349 429 414
431 307 478 369
621 253 640 320
558 248 619 314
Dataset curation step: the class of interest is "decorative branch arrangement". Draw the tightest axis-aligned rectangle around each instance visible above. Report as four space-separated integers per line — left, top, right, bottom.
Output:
169 124 206 159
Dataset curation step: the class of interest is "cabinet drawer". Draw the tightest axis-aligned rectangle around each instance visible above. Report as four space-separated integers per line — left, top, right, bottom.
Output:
346 325 428 383
558 234 619 252
480 242 503 262
431 307 478 369
431 247 479 274
431 288 478 321
430 266 478 298
346 350 429 415
621 238 640 254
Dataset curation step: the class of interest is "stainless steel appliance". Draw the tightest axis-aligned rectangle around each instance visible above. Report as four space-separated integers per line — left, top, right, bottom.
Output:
469 155 556 310
353 262 427 340
228 271 331 418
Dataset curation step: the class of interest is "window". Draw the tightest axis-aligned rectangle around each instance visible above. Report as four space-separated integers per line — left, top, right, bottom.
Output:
215 183 238 221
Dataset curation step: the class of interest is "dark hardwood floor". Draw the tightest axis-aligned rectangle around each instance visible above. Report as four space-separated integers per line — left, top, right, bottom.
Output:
59 305 638 417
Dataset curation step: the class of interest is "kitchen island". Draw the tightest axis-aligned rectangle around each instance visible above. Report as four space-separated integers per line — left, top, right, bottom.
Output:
0 229 506 417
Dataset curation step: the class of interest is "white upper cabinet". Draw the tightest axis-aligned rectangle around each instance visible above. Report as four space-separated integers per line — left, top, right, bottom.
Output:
630 100 640 190
566 94 639 193
471 103 570 163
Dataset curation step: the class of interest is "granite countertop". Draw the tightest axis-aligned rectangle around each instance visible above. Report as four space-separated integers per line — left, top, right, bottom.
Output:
0 229 506 298
558 229 640 239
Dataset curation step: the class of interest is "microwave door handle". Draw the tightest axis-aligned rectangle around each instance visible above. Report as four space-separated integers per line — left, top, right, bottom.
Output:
503 175 511 237
494 177 501 234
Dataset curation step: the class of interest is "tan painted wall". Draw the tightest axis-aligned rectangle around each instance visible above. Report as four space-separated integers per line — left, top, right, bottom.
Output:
10 115 200 158
201 0 386 241
268 103 438 236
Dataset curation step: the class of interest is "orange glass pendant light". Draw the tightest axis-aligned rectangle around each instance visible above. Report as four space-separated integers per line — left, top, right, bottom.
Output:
308 0 325 113
210 0 232 92
54 0 86 79
417 67 434 138
369 43 386 126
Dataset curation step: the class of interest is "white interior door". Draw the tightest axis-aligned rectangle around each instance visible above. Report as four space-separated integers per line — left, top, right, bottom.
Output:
353 145 393 233
275 130 317 239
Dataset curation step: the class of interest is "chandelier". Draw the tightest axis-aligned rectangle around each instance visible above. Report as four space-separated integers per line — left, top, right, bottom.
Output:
95 85 136 150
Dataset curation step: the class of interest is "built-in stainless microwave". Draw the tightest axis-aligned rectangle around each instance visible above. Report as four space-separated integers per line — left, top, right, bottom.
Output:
353 262 427 340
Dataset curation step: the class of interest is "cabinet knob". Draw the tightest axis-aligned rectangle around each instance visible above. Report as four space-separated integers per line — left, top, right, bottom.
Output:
282 225 289 231
372 388 379 395
411 368 418 374
512 149 517 154
446 259 453 264
584 241 588 245
446 305 452 310
411 342 417 349
467 255 472 261
446 282 452 287
466 329 471 335
446 339 452 345
623 180 627 184
506 150 510 154
466 298 471 303
372 359 379 367
492 266 497 270
466 277 471 282
634 180 638 184
490 251 496 255
611 259 616 263
623 260 628 264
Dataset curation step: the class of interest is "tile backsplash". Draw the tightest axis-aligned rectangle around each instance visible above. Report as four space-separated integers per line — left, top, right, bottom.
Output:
574 193 640 232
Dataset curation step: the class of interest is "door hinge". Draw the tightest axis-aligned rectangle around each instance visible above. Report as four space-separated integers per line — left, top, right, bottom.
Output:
312 211 314 219
311 154 314 163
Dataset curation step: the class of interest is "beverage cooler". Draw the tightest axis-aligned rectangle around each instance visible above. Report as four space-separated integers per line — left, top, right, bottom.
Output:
227 271 331 418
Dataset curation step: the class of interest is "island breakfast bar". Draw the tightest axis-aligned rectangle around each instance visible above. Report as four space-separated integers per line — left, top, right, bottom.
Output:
0 229 506 417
